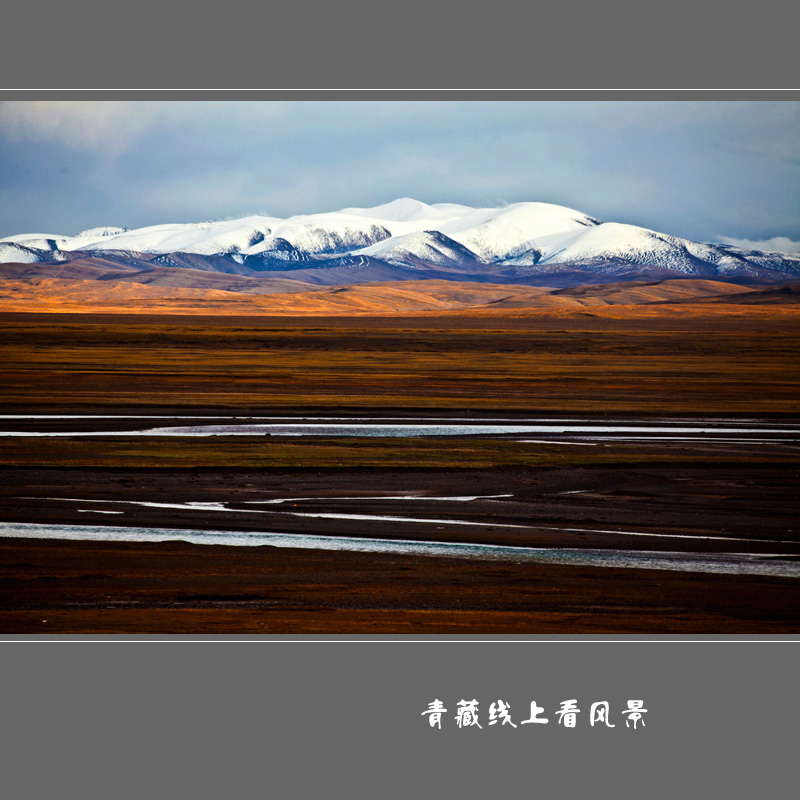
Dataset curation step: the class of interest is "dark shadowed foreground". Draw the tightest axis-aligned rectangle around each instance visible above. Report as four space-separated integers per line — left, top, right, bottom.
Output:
2 536 798 634
1 309 798 633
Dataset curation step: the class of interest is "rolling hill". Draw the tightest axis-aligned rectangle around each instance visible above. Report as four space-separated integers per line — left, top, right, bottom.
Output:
2 199 798 289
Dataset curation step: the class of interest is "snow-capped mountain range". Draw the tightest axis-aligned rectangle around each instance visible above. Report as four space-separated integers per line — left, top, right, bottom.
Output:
2 198 798 287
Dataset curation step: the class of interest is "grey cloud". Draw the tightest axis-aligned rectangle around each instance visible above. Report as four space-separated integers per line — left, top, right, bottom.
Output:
0 100 797 243
717 236 800 254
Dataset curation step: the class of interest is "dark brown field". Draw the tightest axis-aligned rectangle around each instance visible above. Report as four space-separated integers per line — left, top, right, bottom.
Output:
3 536 798 634
1 305 798 633
2 305 799 413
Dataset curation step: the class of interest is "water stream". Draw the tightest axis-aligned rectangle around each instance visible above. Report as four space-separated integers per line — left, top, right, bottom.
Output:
2 521 797 578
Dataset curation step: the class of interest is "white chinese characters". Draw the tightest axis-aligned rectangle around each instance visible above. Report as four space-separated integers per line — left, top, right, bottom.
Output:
488 700 517 728
555 699 581 728
520 701 549 725
622 700 648 729
455 699 483 729
421 699 448 729
423 699 647 730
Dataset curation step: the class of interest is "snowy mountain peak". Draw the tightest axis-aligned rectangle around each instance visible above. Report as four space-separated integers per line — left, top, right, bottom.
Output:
76 226 129 239
339 197 455 222
1 199 798 285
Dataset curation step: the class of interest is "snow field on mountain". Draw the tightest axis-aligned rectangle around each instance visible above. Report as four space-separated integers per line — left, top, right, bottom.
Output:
1 199 797 281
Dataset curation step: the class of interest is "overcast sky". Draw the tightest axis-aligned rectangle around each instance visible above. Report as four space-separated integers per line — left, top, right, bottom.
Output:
1 99 798 249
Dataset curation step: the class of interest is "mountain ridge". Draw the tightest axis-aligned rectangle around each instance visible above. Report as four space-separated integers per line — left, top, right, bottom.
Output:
2 199 798 288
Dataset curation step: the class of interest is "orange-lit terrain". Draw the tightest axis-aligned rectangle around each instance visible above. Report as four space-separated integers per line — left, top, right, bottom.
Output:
1 272 798 314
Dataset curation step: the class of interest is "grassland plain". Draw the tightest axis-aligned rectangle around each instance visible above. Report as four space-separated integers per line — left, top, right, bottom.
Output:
1 308 799 413
0 307 798 633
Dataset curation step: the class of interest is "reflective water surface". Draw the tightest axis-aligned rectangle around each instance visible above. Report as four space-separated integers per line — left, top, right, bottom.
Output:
2 522 798 578
2 418 798 440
